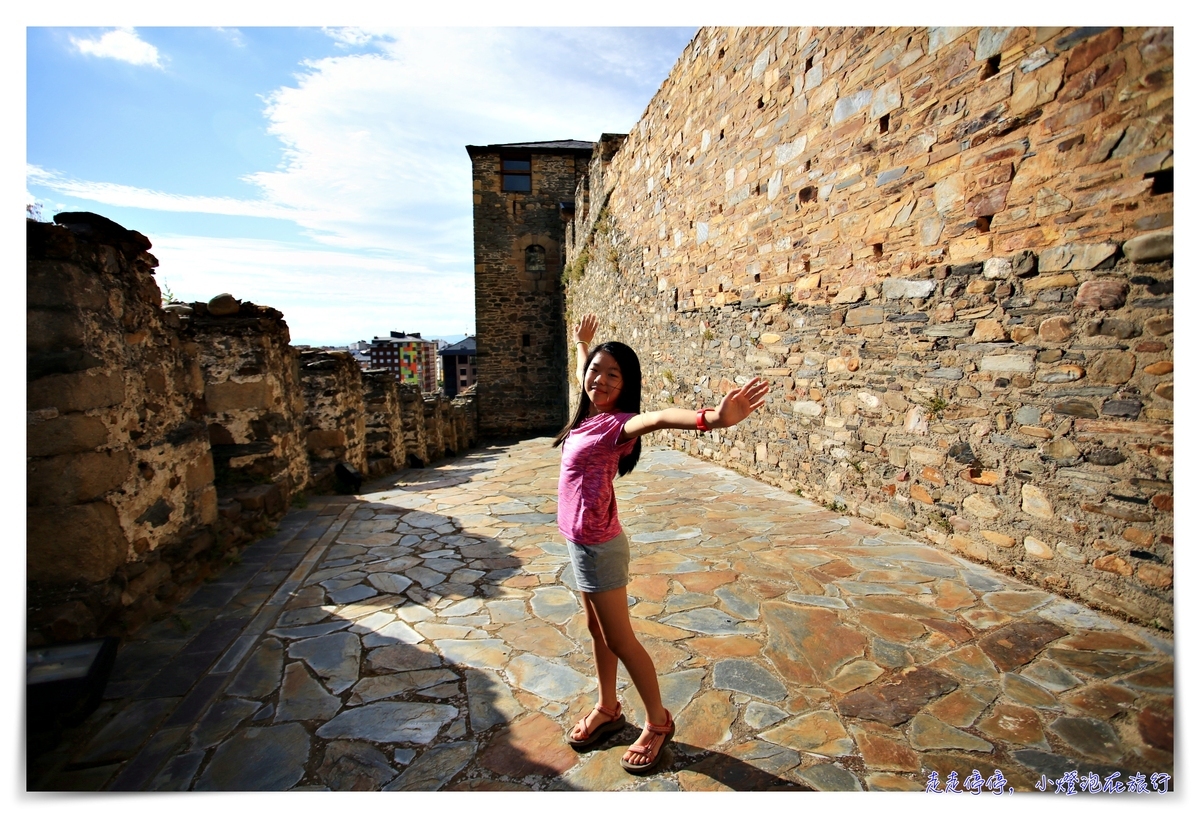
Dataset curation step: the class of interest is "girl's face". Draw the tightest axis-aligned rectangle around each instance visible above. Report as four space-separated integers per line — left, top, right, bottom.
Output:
584 350 624 414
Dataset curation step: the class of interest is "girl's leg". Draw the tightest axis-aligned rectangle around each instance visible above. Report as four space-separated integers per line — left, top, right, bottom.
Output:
584 586 669 765
569 590 622 740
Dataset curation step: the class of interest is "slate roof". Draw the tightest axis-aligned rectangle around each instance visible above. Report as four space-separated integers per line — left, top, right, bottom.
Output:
465 139 594 157
439 336 476 356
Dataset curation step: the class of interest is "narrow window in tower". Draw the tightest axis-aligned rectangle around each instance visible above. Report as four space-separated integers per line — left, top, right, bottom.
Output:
502 157 532 192
526 245 546 272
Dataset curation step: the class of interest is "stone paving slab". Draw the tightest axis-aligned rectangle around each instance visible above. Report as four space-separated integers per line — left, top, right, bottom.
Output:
28 440 1175 792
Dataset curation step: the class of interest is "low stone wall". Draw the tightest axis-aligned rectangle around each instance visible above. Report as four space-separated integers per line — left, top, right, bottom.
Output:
27 213 479 644
298 349 368 492
453 388 479 449
397 383 430 467
423 394 446 463
362 369 405 476
564 26 1173 630
179 298 310 495
27 215 217 642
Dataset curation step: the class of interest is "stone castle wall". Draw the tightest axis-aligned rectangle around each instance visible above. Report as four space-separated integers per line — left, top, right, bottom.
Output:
298 349 369 492
565 27 1173 629
27 214 477 644
362 369 406 476
27 216 217 640
397 382 430 467
180 300 309 498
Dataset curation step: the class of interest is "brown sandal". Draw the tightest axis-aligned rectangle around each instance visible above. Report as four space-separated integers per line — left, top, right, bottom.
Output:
566 702 627 751
620 709 675 775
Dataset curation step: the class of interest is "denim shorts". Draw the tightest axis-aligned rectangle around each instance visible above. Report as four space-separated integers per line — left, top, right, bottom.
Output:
566 531 631 593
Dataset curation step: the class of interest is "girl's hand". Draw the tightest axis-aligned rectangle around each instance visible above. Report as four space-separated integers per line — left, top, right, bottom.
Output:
573 313 599 346
713 377 770 428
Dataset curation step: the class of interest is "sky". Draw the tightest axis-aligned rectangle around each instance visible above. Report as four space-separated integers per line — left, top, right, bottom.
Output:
26 24 698 345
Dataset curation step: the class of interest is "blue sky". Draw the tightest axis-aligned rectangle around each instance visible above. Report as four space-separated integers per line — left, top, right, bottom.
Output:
26 24 697 345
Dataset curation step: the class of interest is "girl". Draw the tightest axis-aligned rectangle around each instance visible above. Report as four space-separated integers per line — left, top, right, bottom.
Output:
554 313 770 774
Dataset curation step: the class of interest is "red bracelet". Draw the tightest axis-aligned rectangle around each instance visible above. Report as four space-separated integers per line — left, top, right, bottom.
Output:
696 408 712 432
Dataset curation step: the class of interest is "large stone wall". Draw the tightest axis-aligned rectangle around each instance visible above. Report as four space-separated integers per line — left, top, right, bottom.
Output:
27 215 217 641
564 27 1173 629
27 213 478 644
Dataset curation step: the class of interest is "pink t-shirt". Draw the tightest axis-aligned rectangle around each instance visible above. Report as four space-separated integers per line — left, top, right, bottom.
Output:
557 411 637 545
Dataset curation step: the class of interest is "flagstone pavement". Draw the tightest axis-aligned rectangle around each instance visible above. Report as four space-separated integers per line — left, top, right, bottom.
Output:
30 438 1175 792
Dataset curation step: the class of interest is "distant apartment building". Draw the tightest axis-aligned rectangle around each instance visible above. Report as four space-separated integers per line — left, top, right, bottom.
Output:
369 331 438 392
439 336 477 398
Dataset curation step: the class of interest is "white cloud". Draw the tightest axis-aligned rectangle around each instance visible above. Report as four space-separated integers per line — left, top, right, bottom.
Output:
26 165 296 220
69 27 163 68
214 27 246 48
244 27 694 253
151 235 474 345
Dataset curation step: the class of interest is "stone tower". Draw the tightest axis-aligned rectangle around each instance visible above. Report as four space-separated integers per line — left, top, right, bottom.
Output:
466 139 594 438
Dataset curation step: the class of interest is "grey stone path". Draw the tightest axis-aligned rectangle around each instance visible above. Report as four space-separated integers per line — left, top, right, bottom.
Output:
29 439 1174 792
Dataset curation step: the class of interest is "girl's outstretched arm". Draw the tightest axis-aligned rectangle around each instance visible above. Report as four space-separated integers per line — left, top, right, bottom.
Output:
572 313 599 387
620 377 770 441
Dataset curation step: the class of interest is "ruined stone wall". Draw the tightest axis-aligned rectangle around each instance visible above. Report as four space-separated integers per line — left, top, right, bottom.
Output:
178 299 310 497
28 214 479 643
27 216 217 641
452 387 478 449
564 27 1173 629
472 148 591 437
298 350 368 492
424 394 445 463
397 382 429 467
362 369 406 476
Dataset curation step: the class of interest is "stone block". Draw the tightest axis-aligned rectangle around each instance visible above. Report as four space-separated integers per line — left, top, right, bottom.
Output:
882 279 936 300
981 530 1016 548
1021 484 1054 519
1088 351 1135 384
197 486 219 524
27 413 109 457
965 184 1010 218
206 379 273 412
1023 272 1078 293
845 307 885 326
307 429 348 451
1023 537 1054 559
1123 229 1172 262
1041 242 1113 271
979 354 1034 373
982 257 1013 280
1144 315 1172 336
27 450 131 506
1074 279 1129 310
27 261 106 310
27 308 86 352
1038 316 1073 342
28 370 125 413
186 453 216 490
233 483 284 515
27 501 127 584
963 494 1001 520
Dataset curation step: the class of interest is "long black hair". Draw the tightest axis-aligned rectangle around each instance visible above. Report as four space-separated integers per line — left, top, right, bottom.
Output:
553 341 642 476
